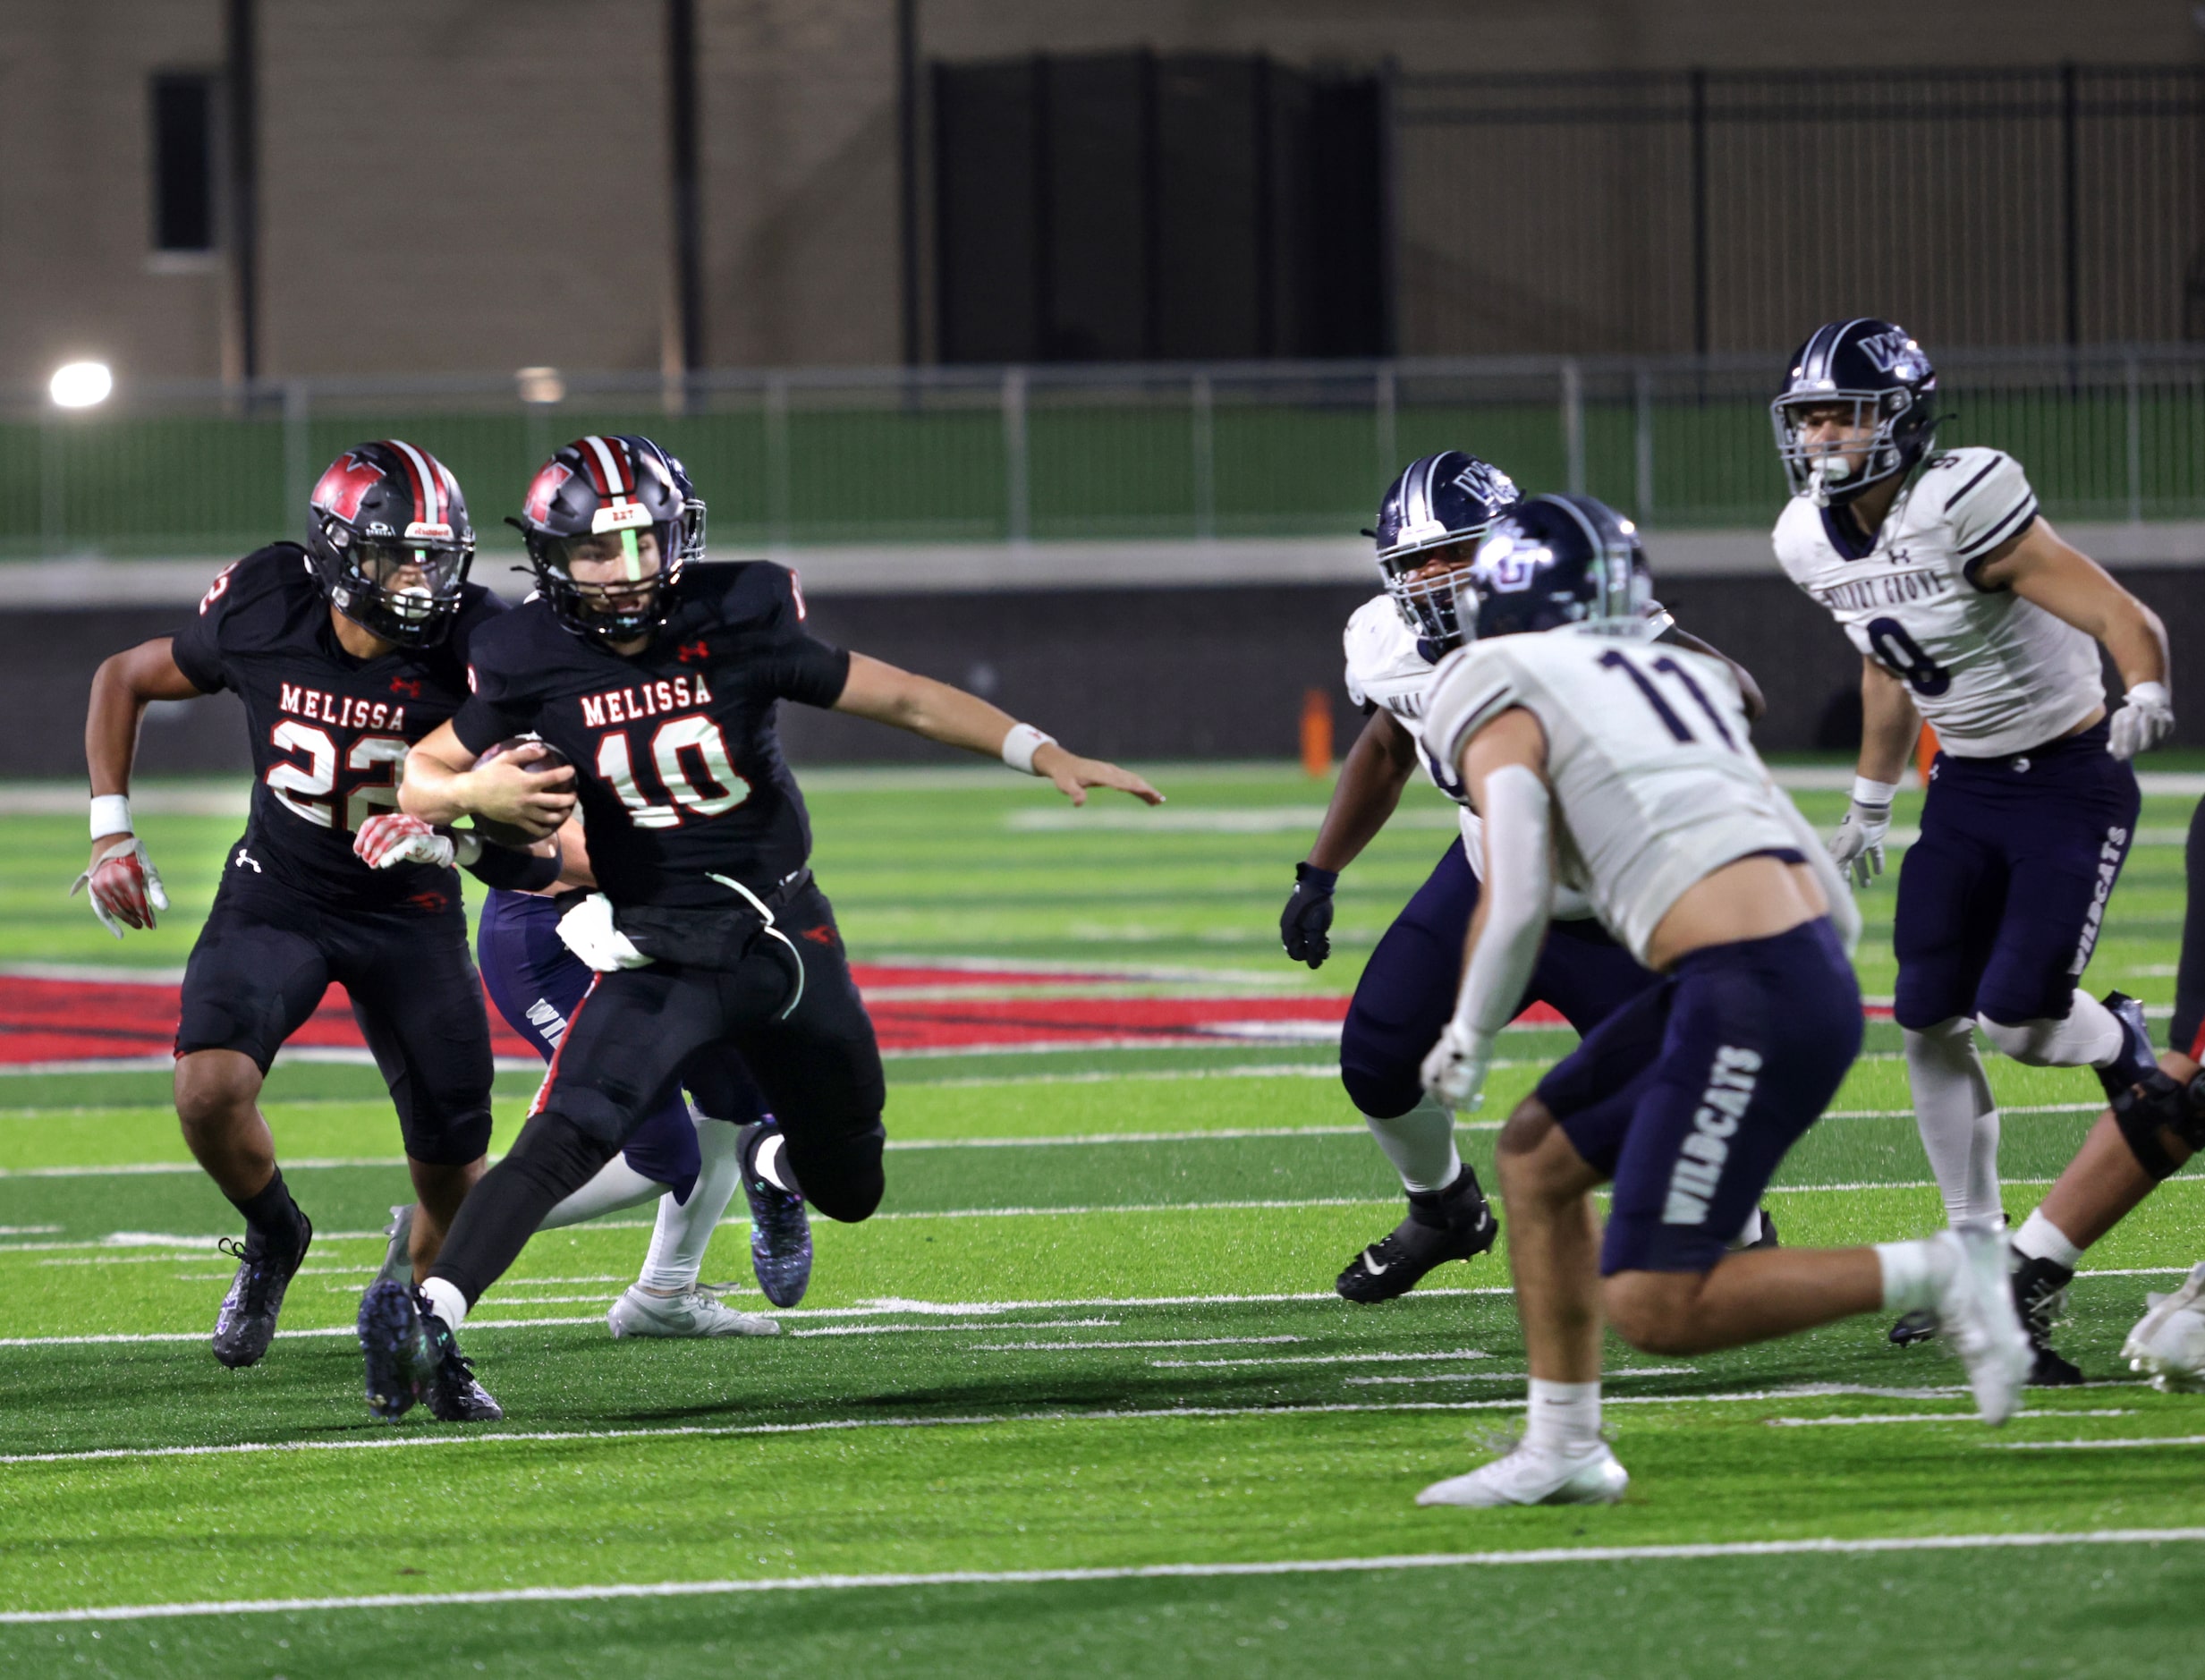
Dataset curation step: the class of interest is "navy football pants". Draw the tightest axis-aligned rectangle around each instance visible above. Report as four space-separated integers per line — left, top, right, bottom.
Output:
1339 836 1657 1120
1539 919 1862 1275
1892 720 2139 1031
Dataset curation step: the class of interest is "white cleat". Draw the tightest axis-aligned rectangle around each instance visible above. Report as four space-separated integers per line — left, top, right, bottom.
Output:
374 1204 413 1287
1415 1443 1629 1508
2121 1260 2205 1393
606 1285 779 1340
1933 1224 2032 1424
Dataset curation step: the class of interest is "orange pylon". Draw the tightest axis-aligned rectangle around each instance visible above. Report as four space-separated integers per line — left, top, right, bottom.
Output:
1300 688 1335 777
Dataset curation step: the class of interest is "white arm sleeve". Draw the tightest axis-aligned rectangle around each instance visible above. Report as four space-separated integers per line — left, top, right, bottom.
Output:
1447 763 1556 1046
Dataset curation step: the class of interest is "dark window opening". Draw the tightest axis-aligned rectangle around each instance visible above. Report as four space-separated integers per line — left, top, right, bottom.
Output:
151 73 216 253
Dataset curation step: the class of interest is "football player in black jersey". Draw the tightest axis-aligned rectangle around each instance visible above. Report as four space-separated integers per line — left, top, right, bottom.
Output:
77 441 573 1414
361 433 1160 1420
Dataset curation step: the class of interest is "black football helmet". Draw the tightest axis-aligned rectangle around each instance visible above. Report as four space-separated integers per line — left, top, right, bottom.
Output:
305 440 475 647
1368 451 1521 649
1455 493 1652 643
1770 318 1939 507
511 435 707 643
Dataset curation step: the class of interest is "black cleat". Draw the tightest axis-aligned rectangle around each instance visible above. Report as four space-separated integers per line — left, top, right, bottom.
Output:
2013 1252 2084 1387
2096 991 2158 1105
739 1118 812 1309
210 1214 312 1370
1741 1207 1781 1251
423 1314 502 1422
1336 1167 1498 1303
358 1279 437 1421
1889 1309 1940 1346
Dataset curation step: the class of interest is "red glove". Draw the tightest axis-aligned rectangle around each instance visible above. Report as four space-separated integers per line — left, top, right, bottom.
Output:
353 811 456 870
70 837 170 937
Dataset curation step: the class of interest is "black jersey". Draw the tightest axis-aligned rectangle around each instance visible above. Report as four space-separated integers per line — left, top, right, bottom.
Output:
169 543 506 911
449 562 851 910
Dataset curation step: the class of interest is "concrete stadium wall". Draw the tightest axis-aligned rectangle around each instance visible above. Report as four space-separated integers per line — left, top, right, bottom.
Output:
4 2 2194 386
10 559 2205 780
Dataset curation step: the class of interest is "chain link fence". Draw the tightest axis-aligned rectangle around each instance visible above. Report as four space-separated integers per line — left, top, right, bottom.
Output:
4 346 2201 560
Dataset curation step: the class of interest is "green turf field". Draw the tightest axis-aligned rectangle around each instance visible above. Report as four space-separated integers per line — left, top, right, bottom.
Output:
0 764 2200 1677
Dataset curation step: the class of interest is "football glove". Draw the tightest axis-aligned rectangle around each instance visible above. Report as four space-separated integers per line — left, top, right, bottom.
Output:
556 893 652 972
2108 682 2175 761
1280 861 1338 968
1828 788 1893 889
353 811 456 870
1420 1019 1490 1111
70 836 170 938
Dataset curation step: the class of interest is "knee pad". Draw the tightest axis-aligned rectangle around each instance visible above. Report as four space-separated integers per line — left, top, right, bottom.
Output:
510 1108 623 1192
397 1094 495 1167
2111 1070 2205 1181
1974 1015 2054 1065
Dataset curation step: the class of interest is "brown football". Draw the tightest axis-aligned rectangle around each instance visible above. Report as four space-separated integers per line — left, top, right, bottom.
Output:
468 735 573 849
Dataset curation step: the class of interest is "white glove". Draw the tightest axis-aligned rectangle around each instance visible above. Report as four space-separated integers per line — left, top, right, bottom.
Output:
555 893 652 972
1828 777 1895 889
69 836 170 938
1420 1019 1491 1111
2108 682 2175 761
353 811 456 870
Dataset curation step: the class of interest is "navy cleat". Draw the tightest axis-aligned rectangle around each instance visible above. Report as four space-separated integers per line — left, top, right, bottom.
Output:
358 1279 437 1421
2096 991 2158 1105
1889 1309 1939 1346
1336 1166 1498 1302
740 1118 812 1308
211 1214 312 1370
2013 1252 2084 1387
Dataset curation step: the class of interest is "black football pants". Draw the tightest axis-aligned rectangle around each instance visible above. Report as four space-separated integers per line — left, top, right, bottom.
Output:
429 883 886 1309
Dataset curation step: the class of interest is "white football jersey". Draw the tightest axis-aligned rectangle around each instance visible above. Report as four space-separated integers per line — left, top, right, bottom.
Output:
1773 447 2101 757
1420 622 1832 966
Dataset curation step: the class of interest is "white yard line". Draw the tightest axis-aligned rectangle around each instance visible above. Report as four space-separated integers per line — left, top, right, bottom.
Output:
6 1528 2203 1625
1152 1349 1494 1370
790 1319 1117 1339
1344 1367 1692 1386
1993 1429 2205 1437
973 1336 1303 1353
1767 1410 2133 1428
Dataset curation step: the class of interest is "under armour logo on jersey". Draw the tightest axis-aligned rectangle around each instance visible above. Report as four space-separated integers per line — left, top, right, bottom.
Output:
404 889 449 914
798 924 838 946
675 641 709 664
233 848 261 873
388 676 422 698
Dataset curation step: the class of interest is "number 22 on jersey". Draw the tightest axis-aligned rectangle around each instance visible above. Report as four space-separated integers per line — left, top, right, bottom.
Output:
265 725 408 833
596 715 752 829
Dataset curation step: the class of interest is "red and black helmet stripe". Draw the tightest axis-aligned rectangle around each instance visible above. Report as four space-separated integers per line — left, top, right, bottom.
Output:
380 438 445 530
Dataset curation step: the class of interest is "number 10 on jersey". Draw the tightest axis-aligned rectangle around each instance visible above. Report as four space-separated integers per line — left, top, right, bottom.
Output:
595 715 752 829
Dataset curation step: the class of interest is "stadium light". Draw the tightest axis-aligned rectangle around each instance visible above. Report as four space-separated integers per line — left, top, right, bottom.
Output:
516 366 565 404
49 361 114 408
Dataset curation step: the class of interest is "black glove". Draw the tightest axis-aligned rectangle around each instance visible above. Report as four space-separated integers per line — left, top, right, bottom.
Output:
1280 861 1339 968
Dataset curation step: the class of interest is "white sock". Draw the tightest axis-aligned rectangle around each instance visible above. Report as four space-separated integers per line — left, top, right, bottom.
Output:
751 1130 796 1195
1903 1018 2003 1227
2013 1207 2084 1272
537 1154 665 1231
1363 1093 1463 1194
1876 1235 1959 1315
419 1275 470 1332
1977 992 2123 1068
1523 1378 1602 1455
637 1114 746 1295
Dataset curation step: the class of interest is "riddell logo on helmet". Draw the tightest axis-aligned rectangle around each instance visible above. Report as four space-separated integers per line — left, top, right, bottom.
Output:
403 521 454 542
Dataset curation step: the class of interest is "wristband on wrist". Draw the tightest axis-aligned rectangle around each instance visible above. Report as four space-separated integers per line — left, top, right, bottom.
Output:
89 794 132 839
1295 861 1339 892
452 832 485 868
1000 723 1056 776
1851 776 1898 810
2128 681 2171 707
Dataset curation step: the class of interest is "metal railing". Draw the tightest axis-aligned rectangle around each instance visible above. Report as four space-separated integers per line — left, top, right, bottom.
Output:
5 345 2202 561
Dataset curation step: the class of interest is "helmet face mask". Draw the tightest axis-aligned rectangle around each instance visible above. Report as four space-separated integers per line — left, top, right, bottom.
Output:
1370 452 1520 651
1452 494 1653 645
1770 320 1938 507
515 435 705 646
306 441 475 649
